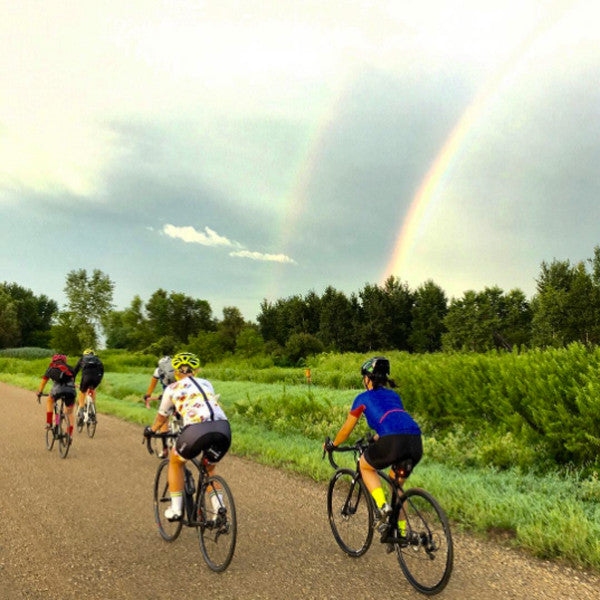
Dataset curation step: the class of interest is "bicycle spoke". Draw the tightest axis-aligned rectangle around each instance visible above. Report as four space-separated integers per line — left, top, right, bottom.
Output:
395 488 453 595
327 469 374 557
58 405 71 459
198 475 237 572
153 459 183 542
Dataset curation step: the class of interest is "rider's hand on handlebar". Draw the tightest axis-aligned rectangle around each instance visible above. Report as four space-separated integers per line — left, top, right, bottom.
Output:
36 392 42 403
143 425 154 438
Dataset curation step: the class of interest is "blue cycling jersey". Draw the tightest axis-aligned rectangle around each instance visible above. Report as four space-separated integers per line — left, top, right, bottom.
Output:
350 387 421 437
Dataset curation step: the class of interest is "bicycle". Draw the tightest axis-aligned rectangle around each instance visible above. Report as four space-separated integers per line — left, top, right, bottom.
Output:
144 431 237 572
76 389 97 438
143 397 183 458
39 392 72 459
323 436 453 596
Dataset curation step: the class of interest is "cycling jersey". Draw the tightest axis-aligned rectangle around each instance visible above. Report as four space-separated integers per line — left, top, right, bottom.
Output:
158 377 227 425
350 387 420 437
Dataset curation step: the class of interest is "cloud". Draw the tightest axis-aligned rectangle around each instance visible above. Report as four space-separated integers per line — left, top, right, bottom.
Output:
163 224 237 248
163 223 296 264
229 250 297 264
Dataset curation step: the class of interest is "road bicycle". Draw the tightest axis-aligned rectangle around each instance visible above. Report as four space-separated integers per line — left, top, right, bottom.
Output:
39 392 72 459
143 397 183 458
323 437 453 596
144 432 237 572
76 389 97 438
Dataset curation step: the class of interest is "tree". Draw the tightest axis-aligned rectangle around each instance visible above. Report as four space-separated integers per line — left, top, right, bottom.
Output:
409 280 447 352
0 283 58 347
49 311 82 354
235 327 265 357
218 306 246 352
284 332 324 365
64 269 114 348
0 288 19 348
318 286 356 351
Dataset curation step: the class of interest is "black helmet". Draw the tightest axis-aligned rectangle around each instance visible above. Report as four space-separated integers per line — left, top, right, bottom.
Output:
360 356 390 379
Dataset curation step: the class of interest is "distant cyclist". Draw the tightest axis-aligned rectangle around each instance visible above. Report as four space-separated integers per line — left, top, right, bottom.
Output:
73 348 104 426
327 357 422 536
144 355 177 457
143 352 231 522
36 354 77 439
144 355 176 406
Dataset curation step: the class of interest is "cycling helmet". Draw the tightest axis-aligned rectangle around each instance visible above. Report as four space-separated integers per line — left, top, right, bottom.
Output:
360 356 390 379
83 348 95 355
52 354 67 363
172 352 200 371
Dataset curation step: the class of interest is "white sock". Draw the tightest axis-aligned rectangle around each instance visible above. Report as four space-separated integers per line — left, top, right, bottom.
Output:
210 491 223 515
171 492 183 513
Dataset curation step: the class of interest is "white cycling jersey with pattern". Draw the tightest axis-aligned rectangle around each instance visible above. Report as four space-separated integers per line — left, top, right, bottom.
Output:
158 377 226 425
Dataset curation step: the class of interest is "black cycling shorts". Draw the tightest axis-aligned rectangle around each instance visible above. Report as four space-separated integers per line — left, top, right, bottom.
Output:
50 383 77 407
363 433 423 475
80 373 103 393
176 420 231 462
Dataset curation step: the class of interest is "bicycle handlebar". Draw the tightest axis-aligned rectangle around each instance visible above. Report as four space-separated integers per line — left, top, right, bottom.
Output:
322 436 370 470
37 392 49 404
142 430 178 455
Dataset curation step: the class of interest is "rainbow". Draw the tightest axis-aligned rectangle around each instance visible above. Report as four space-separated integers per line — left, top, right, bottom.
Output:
382 9 570 284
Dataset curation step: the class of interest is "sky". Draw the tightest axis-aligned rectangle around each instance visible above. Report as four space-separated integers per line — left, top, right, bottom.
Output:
2 0 600 321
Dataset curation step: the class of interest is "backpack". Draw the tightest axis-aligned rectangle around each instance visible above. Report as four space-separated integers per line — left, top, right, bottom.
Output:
83 354 103 369
50 361 75 383
157 356 175 384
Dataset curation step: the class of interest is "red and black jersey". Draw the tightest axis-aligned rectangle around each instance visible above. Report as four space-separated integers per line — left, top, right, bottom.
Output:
44 361 76 385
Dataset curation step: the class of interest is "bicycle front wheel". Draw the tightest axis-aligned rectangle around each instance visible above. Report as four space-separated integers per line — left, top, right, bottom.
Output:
153 459 183 542
86 402 97 438
58 408 71 459
395 487 453 595
327 468 374 557
197 475 237 572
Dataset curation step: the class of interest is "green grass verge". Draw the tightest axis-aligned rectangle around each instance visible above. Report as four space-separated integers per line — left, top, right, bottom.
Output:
3 370 600 571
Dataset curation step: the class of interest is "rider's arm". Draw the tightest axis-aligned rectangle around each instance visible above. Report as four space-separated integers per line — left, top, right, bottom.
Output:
333 412 359 446
150 412 168 432
145 377 158 398
38 376 49 395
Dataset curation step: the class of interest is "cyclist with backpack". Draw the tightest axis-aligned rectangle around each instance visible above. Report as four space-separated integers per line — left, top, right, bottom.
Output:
73 348 104 426
143 352 231 521
144 356 177 457
36 354 77 438
327 357 422 534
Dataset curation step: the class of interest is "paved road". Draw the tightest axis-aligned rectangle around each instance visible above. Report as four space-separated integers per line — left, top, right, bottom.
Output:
1 381 599 599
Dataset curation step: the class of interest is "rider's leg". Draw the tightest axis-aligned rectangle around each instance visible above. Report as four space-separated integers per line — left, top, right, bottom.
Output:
167 450 185 515
359 454 387 511
46 395 55 428
65 404 74 437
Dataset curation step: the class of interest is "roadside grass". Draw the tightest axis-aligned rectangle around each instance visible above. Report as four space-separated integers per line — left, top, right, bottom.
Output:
3 369 600 571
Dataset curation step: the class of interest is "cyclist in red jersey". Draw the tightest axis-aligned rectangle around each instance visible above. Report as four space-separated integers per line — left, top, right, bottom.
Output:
36 354 77 439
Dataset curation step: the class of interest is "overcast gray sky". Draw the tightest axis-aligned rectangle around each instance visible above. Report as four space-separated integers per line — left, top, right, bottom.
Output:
2 1 599 320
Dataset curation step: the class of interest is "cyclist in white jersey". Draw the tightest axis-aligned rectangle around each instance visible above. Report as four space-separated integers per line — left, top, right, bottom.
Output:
143 352 231 521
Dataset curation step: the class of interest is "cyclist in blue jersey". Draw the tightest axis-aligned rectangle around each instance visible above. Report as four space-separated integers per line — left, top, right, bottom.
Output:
328 356 422 526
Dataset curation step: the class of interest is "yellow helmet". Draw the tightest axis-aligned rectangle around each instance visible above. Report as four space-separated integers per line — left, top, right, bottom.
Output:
83 348 95 355
172 352 200 371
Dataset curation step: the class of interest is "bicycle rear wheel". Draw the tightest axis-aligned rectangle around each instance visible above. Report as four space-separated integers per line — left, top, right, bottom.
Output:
395 487 453 595
327 468 374 557
86 401 97 438
58 407 71 459
153 459 183 541
197 475 237 572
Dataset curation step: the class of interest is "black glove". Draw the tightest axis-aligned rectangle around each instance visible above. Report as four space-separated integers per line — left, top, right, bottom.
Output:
36 392 42 403
143 425 154 438
143 394 150 401
324 438 335 452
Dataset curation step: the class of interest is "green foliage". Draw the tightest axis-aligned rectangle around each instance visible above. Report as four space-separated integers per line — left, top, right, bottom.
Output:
0 347 54 359
284 332 324 365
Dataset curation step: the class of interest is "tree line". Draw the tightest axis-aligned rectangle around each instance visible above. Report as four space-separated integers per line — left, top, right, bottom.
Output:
2 246 600 364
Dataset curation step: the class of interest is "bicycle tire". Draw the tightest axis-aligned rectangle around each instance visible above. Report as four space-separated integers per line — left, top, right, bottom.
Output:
395 487 453 595
46 423 55 451
76 409 84 434
86 401 97 438
58 405 71 459
327 468 374 557
197 475 237 572
153 459 183 541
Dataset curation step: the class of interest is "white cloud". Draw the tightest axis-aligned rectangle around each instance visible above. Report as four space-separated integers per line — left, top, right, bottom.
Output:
163 223 296 264
163 224 237 247
229 250 297 264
